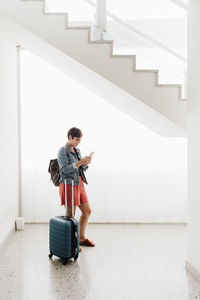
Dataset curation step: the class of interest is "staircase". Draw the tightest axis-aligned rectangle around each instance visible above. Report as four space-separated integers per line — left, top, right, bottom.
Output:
0 0 187 129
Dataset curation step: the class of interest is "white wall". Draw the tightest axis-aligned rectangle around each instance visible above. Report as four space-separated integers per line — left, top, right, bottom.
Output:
187 0 200 275
21 50 187 223
0 14 187 227
0 16 19 247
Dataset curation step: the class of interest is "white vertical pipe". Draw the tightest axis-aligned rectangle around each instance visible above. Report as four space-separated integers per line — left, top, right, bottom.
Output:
17 45 23 218
184 68 187 98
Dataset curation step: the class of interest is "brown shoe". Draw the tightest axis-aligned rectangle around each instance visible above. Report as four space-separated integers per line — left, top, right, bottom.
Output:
79 247 82 252
79 239 95 247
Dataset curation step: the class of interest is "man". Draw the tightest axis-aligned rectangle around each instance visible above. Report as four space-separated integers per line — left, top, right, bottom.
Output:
57 127 95 248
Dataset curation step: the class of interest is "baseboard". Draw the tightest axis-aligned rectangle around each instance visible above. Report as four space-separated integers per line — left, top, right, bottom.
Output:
88 222 187 224
25 222 187 225
0 225 15 252
25 222 48 224
185 260 200 284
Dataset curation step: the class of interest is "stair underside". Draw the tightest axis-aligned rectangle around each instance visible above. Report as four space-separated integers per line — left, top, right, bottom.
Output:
0 0 187 129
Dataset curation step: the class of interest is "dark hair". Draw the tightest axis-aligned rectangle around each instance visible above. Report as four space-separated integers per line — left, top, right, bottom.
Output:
67 127 83 139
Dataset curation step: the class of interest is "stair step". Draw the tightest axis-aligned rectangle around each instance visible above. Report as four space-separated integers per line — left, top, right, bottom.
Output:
1 0 186 129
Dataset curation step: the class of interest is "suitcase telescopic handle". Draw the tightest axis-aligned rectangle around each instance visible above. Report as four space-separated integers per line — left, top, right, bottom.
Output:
64 177 74 218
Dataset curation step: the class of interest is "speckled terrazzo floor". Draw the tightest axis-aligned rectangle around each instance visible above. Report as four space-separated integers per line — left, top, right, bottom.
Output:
0 224 200 300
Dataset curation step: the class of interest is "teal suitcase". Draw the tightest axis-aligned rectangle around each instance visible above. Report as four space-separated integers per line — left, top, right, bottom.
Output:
49 178 79 265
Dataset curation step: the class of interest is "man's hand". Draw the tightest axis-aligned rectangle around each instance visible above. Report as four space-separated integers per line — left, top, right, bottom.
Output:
85 156 92 167
82 156 91 165
76 156 92 168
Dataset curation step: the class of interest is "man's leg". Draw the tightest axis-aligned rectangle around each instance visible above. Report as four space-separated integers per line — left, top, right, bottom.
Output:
78 202 91 242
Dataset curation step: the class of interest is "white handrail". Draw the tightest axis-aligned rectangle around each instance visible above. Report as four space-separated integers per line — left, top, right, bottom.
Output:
84 0 187 63
169 0 188 10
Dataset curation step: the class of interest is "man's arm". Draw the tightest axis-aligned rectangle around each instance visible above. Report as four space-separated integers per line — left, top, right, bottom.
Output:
58 147 78 174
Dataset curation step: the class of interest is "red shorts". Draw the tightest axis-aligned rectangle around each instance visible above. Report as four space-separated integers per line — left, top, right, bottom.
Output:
59 176 88 207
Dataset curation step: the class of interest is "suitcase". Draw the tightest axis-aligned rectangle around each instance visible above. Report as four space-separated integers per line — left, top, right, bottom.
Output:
48 177 79 265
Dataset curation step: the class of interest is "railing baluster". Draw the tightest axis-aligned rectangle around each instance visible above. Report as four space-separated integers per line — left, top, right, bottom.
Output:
96 0 107 40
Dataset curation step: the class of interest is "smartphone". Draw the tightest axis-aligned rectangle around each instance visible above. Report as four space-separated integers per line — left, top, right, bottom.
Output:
89 151 95 157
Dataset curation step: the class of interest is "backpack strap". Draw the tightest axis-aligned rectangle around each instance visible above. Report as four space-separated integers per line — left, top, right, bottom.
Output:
65 146 69 153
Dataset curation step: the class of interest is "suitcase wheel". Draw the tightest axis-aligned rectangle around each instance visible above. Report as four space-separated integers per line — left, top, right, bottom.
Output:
48 252 53 259
63 258 68 265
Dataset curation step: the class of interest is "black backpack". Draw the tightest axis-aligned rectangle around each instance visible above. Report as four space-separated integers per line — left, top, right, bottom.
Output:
48 159 60 187
48 147 69 187
48 147 88 186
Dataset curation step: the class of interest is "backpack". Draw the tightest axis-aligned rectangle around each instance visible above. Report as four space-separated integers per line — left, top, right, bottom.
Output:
48 147 69 187
48 159 60 187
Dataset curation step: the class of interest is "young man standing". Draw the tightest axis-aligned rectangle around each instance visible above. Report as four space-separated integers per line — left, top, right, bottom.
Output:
57 127 95 248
